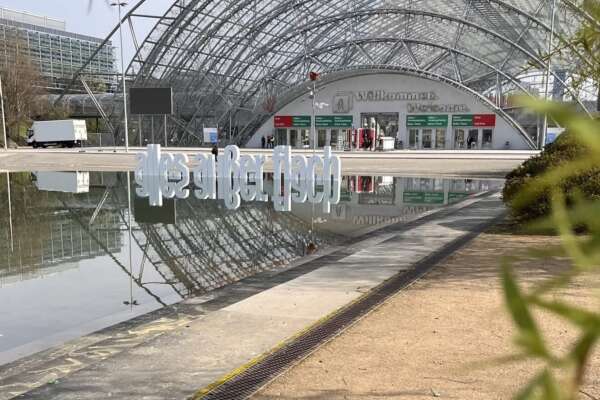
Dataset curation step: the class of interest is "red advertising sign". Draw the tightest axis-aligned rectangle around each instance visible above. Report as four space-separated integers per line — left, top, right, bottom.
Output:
274 115 311 128
473 114 496 127
274 115 293 128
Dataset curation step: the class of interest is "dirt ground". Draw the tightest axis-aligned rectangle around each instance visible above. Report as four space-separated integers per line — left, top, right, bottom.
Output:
254 233 600 399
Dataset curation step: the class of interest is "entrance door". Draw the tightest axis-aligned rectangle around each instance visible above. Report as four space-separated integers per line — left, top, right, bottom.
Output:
454 129 465 149
300 129 310 148
422 129 433 149
330 129 338 149
409 129 419 149
290 129 299 148
435 128 446 149
482 129 493 149
467 129 479 149
276 129 286 146
318 129 327 147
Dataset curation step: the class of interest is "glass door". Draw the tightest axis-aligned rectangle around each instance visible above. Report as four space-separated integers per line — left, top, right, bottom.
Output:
290 129 299 148
435 128 446 149
467 129 479 149
330 129 339 149
276 129 287 146
482 129 493 149
409 129 419 149
422 129 433 149
454 129 465 149
317 129 327 147
300 129 310 148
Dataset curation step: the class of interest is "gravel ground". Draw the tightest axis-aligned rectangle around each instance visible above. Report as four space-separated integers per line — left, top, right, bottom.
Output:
255 233 600 400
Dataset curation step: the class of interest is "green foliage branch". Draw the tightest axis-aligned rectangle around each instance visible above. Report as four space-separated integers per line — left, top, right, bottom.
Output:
502 99 600 400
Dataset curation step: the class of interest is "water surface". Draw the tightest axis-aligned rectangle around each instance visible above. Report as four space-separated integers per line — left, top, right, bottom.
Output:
0 171 502 364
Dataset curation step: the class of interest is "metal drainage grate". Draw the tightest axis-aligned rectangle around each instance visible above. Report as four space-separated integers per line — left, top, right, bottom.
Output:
194 211 505 400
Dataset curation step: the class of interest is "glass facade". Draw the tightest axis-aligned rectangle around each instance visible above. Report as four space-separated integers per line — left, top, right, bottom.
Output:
0 8 116 93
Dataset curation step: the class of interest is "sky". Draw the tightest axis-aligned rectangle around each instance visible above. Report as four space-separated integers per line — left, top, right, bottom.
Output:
0 0 171 64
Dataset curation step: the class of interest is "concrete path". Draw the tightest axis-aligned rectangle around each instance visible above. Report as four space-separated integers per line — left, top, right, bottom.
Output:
1 193 505 400
0 148 535 177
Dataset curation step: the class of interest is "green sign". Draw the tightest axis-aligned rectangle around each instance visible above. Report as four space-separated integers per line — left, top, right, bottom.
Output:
451 115 473 127
403 192 424 203
406 115 449 127
448 192 470 203
403 191 445 204
292 116 311 127
315 115 353 128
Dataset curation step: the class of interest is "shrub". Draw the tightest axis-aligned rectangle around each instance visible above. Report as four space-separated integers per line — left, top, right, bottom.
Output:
502 131 600 222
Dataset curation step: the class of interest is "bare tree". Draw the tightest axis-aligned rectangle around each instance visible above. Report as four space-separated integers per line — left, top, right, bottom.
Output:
0 28 46 144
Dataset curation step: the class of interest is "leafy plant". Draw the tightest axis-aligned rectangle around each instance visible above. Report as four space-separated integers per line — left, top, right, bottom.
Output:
503 128 600 224
501 98 600 399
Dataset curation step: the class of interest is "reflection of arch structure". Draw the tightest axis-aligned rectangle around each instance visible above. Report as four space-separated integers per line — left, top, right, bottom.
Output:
103 182 333 300
66 0 592 146
121 198 331 299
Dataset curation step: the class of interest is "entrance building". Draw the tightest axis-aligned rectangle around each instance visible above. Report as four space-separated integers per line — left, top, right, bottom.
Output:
250 74 534 150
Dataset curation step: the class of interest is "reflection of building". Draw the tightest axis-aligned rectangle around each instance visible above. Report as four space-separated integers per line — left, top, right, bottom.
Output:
293 176 503 234
0 7 115 93
0 212 122 285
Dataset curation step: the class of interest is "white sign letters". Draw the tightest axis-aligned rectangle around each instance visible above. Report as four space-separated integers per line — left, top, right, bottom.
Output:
134 144 341 213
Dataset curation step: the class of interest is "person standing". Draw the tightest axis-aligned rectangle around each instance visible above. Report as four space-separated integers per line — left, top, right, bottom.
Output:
261 136 266 149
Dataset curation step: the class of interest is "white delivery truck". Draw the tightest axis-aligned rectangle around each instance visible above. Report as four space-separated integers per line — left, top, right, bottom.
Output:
27 120 87 148
33 171 90 193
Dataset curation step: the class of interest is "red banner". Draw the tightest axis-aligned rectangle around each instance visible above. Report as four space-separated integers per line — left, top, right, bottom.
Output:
274 115 293 128
473 114 496 127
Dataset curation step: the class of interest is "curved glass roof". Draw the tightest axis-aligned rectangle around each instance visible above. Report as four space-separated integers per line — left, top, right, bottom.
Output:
65 0 592 145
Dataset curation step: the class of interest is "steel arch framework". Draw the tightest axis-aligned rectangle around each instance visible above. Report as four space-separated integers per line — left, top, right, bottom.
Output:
65 0 593 147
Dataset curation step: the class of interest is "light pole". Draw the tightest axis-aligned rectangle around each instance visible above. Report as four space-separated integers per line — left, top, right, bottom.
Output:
111 1 129 152
309 71 320 151
541 0 557 149
1 74 7 150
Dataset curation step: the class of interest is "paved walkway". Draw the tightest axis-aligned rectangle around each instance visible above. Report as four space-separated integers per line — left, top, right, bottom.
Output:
1 193 505 400
255 233 600 400
0 149 534 177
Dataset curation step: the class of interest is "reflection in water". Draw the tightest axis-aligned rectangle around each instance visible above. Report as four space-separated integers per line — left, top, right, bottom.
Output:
0 171 501 363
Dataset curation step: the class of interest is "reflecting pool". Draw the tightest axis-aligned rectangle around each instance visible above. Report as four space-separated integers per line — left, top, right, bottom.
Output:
0 171 502 364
